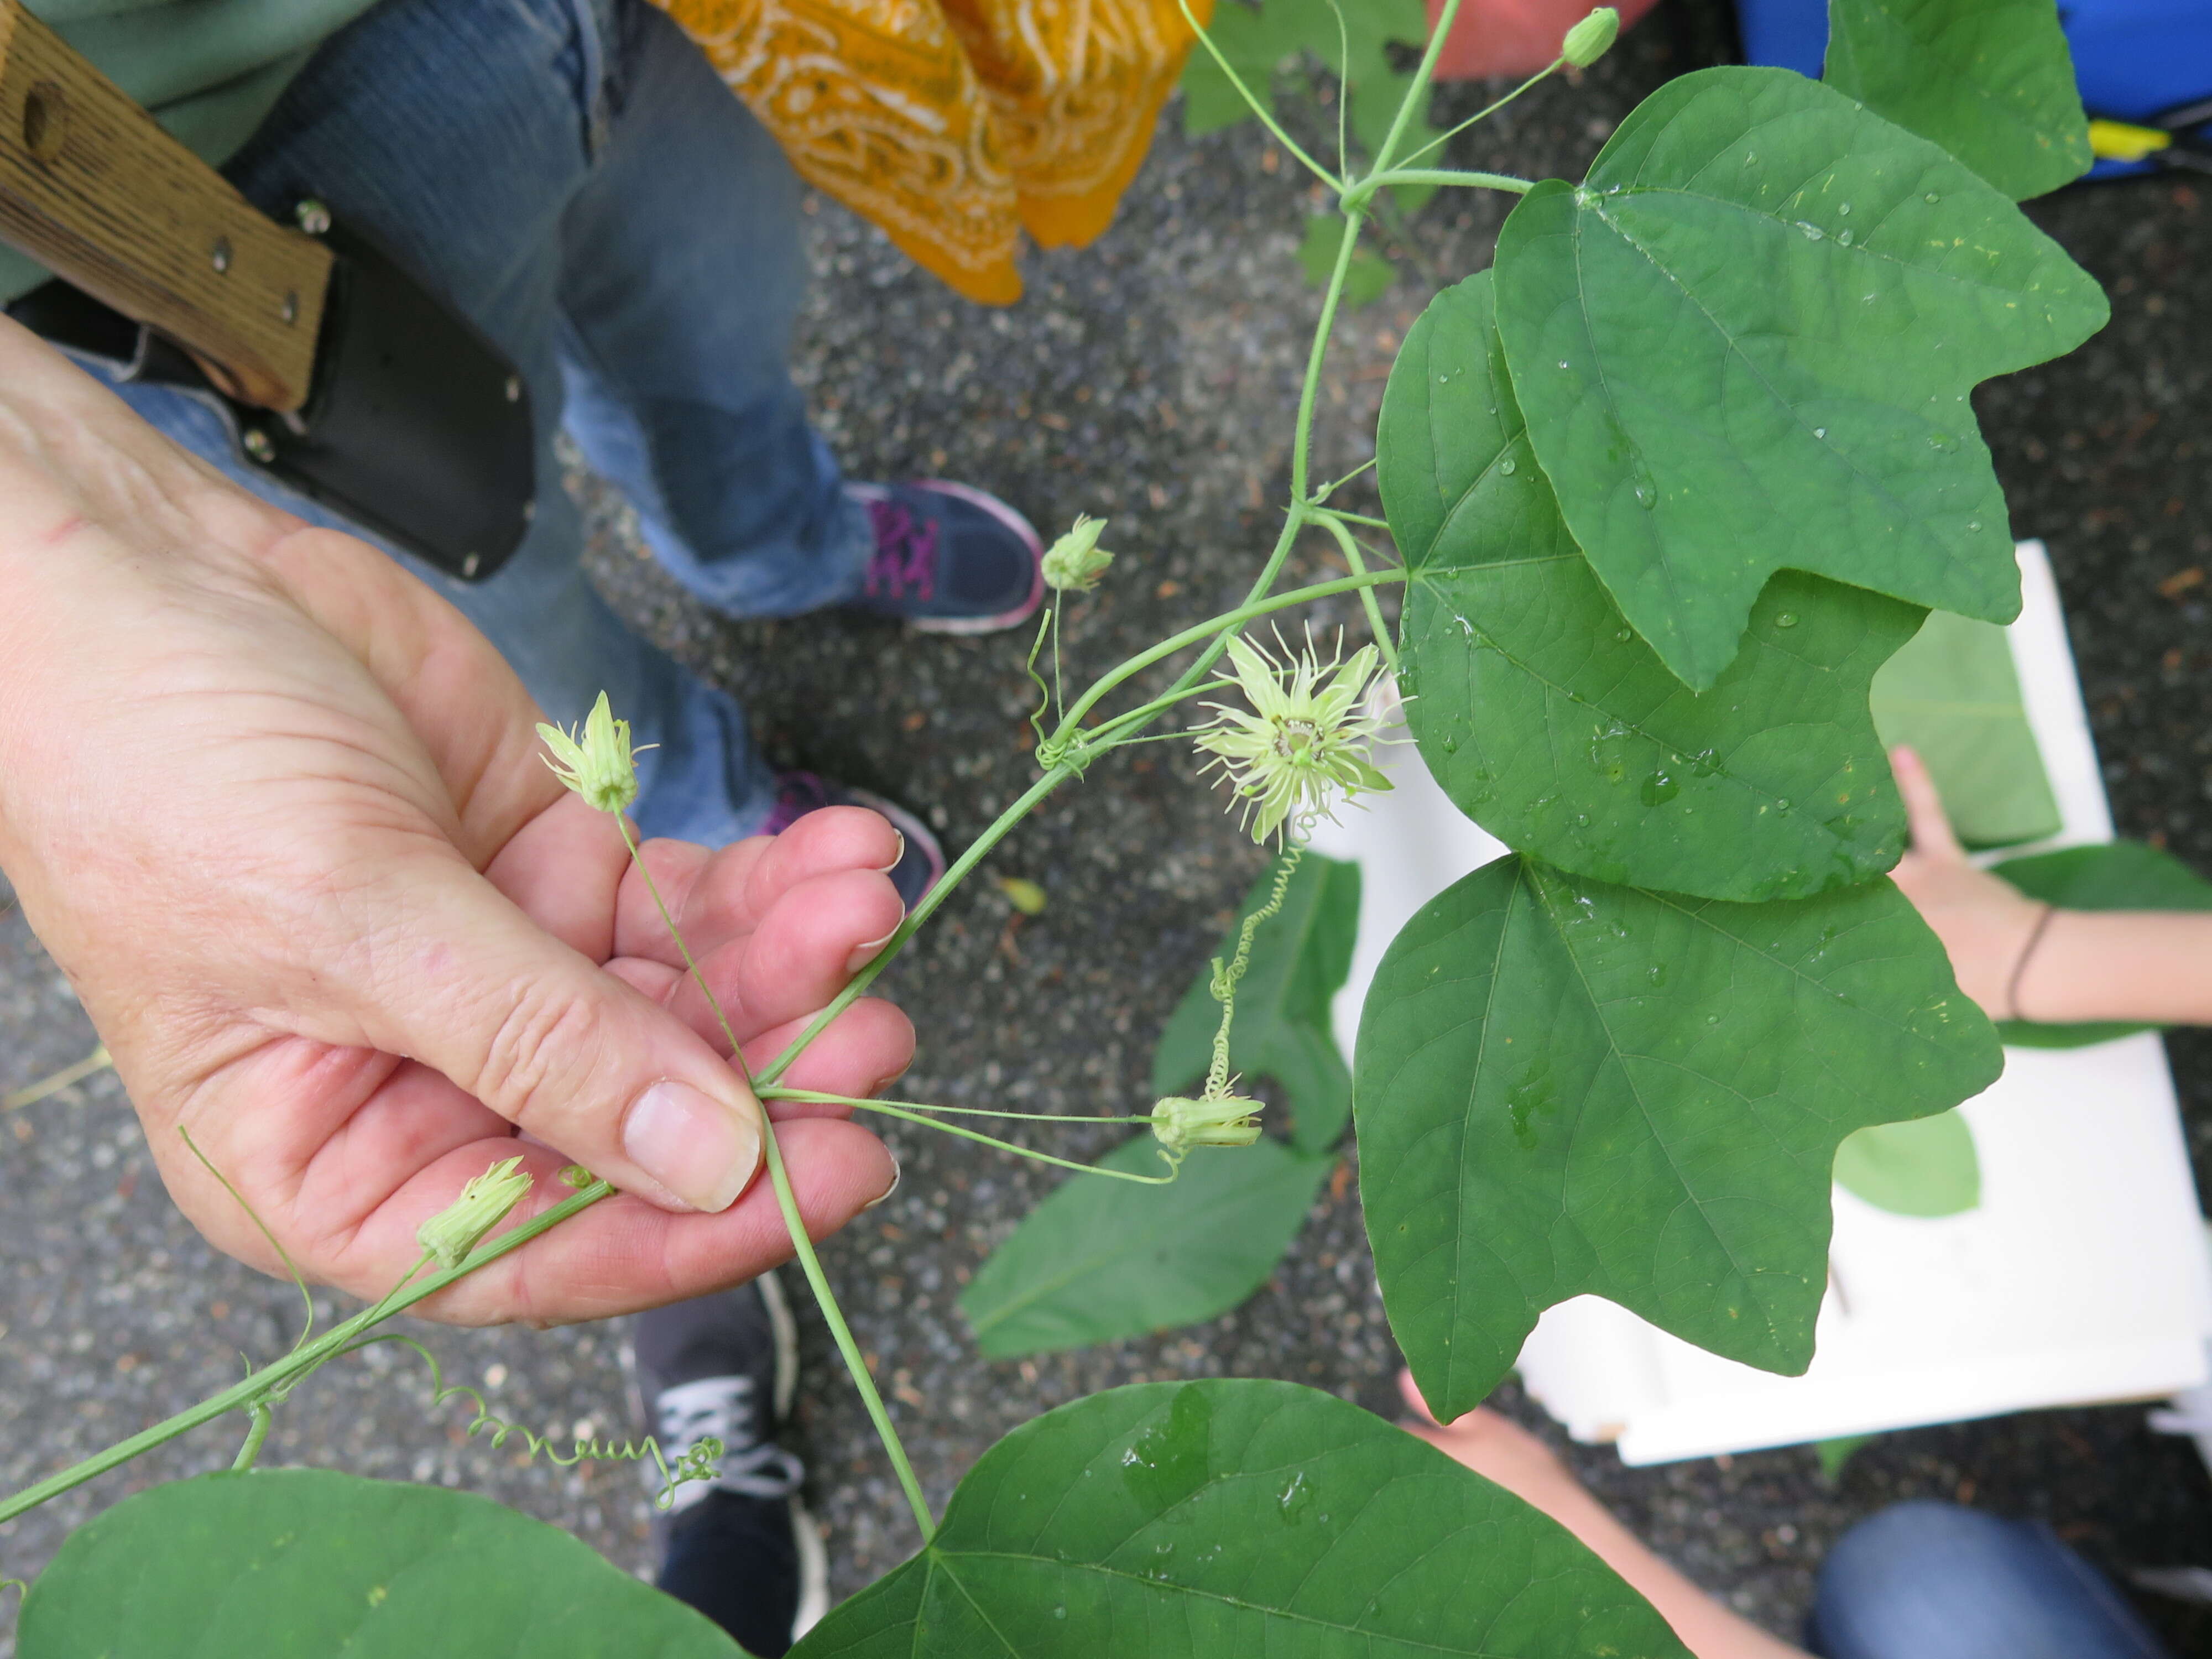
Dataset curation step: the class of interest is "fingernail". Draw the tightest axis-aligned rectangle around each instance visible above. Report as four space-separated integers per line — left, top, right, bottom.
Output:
863 1156 901 1212
875 831 906 875
846 929 899 973
623 1080 761 1212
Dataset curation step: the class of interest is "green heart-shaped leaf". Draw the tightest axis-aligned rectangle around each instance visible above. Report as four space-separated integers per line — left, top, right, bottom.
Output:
1492 67 2106 688
20 1469 744 1658
1356 855 2001 1420
1381 270 1924 901
1152 852 1361 1149
1824 0 2092 201
1834 1109 1980 1216
960 1135 1332 1359
792 1379 1691 1658
1867 607 2060 849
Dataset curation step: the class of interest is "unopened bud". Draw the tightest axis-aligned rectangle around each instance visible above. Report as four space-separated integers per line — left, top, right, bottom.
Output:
1562 7 1618 66
1042 515 1114 593
538 690 639 815
1151 1094 1264 1155
418 1155 533 1269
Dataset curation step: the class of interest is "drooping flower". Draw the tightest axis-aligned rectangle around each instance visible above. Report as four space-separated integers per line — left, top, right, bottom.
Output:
1193 629 1392 846
538 691 639 815
1150 1094 1264 1156
417 1155 534 1270
1042 515 1114 593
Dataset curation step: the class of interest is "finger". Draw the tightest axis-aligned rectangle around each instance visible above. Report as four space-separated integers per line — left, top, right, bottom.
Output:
615 808 901 966
482 792 639 959
1397 1366 1444 1426
742 998 915 1111
663 869 904 1040
328 844 766 1215
327 1115 896 1324
1890 744 1965 862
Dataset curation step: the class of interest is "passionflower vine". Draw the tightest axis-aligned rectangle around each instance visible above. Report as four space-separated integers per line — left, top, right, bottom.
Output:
417 1156 533 1270
1193 629 1392 846
538 690 639 815
1042 514 1114 593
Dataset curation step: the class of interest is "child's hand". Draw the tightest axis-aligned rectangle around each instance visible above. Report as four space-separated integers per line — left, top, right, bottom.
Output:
1887 745 2049 1020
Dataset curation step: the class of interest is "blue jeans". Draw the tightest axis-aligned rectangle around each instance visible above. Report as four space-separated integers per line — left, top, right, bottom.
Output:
1809 1501 2172 1659
84 0 875 847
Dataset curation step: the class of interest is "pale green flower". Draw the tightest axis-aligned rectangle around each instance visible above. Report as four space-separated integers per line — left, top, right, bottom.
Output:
417 1156 533 1270
538 691 639 815
1562 6 1619 66
1193 630 1392 846
1151 1094 1264 1155
1042 515 1114 593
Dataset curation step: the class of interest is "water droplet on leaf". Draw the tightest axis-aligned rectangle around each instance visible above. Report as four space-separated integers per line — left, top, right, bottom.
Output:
1775 611 1799 628
1500 457 1517 476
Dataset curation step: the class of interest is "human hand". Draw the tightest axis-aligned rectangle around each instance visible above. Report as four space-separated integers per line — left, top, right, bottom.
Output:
1887 745 2049 1021
0 319 910 1323
1397 1370 1592 1517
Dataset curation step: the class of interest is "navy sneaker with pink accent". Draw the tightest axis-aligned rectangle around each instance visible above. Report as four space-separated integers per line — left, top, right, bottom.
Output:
761 769 945 911
845 481 1044 634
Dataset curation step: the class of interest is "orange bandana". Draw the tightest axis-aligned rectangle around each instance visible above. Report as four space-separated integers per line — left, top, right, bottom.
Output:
656 0 1214 305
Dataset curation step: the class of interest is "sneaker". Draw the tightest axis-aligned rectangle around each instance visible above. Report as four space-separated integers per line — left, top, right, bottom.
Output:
629 1274 830 1656
846 481 1044 634
762 769 946 912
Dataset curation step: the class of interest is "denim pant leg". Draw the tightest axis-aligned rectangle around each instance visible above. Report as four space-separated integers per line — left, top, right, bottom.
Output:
92 0 778 846
554 0 873 620
1808 1501 2172 1659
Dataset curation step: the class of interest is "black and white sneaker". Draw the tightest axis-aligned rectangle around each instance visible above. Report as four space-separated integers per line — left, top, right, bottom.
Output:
629 1273 830 1656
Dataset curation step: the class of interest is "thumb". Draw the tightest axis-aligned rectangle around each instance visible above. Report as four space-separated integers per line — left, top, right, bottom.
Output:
347 849 763 1214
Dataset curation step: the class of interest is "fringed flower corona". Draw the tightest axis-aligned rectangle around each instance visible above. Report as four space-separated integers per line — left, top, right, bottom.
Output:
538 691 639 815
418 1156 534 1270
1042 515 1114 593
1193 630 1392 846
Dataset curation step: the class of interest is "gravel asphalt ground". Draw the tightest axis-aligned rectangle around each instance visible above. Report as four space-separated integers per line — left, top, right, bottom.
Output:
5 2 2212 1650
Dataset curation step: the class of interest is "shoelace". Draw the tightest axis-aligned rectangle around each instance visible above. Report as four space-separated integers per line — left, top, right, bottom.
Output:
863 499 938 602
650 1375 805 1509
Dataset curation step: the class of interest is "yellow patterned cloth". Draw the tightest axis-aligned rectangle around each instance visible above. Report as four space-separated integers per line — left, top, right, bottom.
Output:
655 0 1213 304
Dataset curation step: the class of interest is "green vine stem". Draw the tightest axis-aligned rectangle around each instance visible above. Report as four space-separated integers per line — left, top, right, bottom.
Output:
1173 0 1343 192
615 819 938 1542
1343 168 1533 208
762 1089 1173 1183
1205 848 1302 1099
0 1179 618 1526
1311 513 1401 672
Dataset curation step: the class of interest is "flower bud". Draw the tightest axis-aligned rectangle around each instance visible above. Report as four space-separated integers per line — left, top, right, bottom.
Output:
538 690 639 815
1042 515 1114 593
1562 7 1619 66
1150 1094 1264 1155
418 1155 533 1269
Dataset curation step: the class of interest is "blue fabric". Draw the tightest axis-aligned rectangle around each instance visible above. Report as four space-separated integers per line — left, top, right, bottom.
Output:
76 0 876 847
1808 1501 2172 1659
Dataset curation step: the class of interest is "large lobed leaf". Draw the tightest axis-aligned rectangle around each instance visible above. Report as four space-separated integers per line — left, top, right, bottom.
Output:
1492 67 2107 689
1357 855 2000 1420
20 1469 745 1658
960 1136 1332 1359
1380 270 1923 902
1152 852 1361 1149
793 1379 1692 1658
1824 0 2092 201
